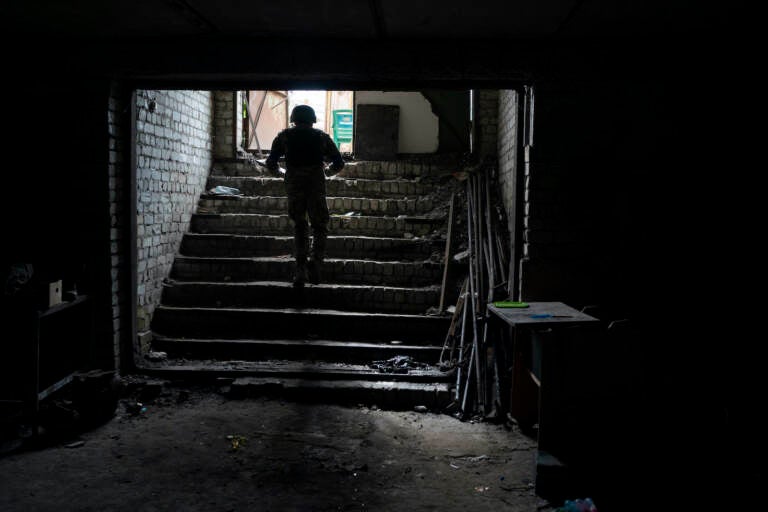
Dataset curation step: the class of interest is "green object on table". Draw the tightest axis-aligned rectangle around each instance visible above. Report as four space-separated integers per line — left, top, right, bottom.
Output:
493 301 529 308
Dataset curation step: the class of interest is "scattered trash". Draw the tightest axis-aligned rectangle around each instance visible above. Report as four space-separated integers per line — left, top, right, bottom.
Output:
450 462 460 469
467 455 489 463
555 498 598 512
344 463 368 474
414 405 428 413
65 440 85 449
343 211 361 216
125 402 147 415
255 158 285 175
369 355 430 374
227 434 247 451
145 351 167 362
453 249 469 263
474 485 490 493
208 185 241 196
438 359 456 372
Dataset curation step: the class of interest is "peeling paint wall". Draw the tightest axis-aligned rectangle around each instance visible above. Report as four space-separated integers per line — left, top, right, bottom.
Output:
355 92 439 154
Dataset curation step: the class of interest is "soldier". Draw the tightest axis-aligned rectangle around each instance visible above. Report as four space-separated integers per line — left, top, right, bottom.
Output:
265 105 345 287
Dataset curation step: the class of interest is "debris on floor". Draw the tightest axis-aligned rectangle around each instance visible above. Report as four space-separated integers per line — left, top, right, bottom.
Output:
554 498 598 511
207 185 241 196
145 351 167 362
369 355 431 374
226 434 247 451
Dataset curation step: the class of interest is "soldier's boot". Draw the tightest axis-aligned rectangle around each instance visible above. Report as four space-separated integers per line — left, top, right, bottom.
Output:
293 257 309 288
308 230 326 285
292 221 311 287
307 257 322 285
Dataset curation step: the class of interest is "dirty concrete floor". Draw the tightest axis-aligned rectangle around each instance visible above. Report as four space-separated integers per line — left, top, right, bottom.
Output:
0 382 552 512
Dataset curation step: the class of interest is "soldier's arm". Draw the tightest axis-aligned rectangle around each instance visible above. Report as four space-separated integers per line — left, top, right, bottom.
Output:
265 132 286 171
323 133 345 172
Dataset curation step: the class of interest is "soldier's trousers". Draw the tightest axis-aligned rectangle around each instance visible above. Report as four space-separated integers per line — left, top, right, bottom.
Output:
285 166 329 263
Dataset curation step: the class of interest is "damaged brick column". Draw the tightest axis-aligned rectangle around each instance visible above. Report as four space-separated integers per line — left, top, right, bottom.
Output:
213 91 243 159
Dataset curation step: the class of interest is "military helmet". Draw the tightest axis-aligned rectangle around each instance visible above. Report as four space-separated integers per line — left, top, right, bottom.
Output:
290 104 317 124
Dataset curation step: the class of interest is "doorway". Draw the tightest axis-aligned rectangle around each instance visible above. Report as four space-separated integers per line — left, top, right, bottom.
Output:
244 90 354 154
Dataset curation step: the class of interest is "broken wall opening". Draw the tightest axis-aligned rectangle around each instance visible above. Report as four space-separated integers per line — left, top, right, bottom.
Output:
239 89 473 161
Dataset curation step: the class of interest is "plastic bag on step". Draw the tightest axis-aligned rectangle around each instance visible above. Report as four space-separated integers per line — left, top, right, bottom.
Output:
208 185 241 196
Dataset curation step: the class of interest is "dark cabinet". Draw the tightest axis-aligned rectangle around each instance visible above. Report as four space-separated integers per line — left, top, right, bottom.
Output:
1 295 92 417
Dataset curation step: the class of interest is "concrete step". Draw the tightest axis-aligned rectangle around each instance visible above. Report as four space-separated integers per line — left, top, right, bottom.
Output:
210 160 431 180
334 161 430 180
180 234 444 261
161 280 440 314
210 158 271 177
226 377 452 410
190 213 443 238
152 336 442 364
197 195 436 216
136 364 452 410
205 176 432 198
171 256 443 286
141 359 450 384
151 306 451 344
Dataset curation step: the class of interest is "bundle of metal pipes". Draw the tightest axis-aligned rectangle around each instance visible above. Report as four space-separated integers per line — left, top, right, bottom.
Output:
439 167 511 420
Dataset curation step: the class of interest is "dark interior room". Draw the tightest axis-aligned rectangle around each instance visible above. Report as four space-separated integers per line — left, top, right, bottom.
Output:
0 1 759 511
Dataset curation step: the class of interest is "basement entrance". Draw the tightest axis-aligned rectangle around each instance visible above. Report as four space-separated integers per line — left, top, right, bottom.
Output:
134 88 521 418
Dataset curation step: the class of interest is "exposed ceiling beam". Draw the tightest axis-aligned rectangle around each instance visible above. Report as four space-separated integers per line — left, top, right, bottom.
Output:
369 0 387 38
166 0 218 32
555 0 588 35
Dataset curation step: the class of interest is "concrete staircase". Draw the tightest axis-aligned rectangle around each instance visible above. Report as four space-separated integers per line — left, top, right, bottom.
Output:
148 159 457 410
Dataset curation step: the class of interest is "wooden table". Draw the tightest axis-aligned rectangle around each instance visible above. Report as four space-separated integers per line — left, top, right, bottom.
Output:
487 301 599 501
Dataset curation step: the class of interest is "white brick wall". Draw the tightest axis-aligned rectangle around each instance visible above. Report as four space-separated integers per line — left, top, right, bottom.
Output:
213 91 241 159
497 90 518 240
495 90 520 296
135 90 213 332
477 90 499 157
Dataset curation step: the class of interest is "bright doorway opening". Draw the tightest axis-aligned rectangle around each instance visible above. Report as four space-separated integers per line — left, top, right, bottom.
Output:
244 90 354 154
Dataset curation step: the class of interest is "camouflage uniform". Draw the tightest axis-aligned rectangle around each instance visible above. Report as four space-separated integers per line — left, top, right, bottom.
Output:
266 125 344 282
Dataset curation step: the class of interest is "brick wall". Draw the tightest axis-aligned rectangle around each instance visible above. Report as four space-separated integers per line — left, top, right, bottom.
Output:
213 91 241 159
135 90 213 336
496 90 519 295
108 82 130 370
476 90 499 158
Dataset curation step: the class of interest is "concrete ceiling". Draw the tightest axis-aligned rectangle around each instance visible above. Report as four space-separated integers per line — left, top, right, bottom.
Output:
1 0 741 40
